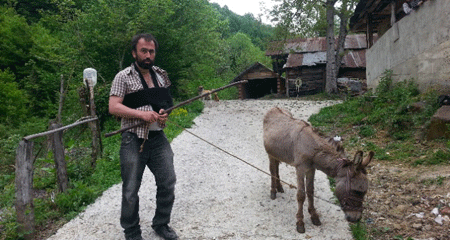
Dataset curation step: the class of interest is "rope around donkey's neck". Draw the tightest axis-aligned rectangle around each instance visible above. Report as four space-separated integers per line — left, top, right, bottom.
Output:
167 119 338 206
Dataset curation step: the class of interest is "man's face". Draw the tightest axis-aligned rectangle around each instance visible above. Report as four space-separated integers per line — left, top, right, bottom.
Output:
132 38 156 69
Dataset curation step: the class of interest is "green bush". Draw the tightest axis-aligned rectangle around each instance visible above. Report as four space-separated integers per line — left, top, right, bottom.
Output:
55 182 97 216
310 70 438 140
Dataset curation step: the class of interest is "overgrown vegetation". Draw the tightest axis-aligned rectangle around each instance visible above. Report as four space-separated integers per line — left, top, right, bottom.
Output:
308 70 450 240
310 70 448 166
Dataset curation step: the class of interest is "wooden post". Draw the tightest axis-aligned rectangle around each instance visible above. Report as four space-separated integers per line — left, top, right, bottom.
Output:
286 77 290 97
57 75 65 123
85 81 101 167
366 13 374 48
78 87 89 116
239 82 246 100
50 123 68 192
390 2 396 26
277 76 281 96
15 140 35 240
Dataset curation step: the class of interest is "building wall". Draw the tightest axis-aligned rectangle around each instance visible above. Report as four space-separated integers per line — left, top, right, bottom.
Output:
366 0 450 94
286 66 326 96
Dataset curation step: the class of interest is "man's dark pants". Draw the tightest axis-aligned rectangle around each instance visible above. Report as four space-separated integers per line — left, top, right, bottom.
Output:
119 131 176 239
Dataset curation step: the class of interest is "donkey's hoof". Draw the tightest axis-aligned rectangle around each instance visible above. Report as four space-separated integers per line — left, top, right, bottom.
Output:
296 224 305 233
270 191 277 200
277 185 284 193
311 217 322 226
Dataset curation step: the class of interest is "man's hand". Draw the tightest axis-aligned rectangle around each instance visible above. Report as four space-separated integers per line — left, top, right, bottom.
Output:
157 109 168 127
139 111 160 123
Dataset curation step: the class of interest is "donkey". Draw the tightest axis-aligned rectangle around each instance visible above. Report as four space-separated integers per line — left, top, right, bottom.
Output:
263 107 374 233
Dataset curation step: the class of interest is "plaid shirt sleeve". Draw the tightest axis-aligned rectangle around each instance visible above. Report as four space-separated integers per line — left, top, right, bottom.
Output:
110 70 128 98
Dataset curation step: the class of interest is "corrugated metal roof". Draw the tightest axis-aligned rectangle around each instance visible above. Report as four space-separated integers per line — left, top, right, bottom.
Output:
266 34 371 56
342 49 366 68
284 49 367 68
284 52 326 68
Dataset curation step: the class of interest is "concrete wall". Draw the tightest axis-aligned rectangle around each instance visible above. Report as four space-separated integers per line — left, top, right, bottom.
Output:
366 0 450 94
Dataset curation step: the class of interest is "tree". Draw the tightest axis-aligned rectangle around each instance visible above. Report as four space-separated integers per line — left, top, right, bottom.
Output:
0 6 32 74
227 32 271 74
0 69 29 124
270 0 357 94
210 3 274 50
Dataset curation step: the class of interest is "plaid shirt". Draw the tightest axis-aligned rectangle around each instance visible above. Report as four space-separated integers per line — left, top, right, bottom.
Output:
110 63 171 139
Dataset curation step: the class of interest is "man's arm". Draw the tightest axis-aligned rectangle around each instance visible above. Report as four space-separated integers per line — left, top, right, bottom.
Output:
109 95 162 123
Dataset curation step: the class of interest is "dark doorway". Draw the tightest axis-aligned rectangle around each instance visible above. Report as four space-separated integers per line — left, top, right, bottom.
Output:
244 78 278 99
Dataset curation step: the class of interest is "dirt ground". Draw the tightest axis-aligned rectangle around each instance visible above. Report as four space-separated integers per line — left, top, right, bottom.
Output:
363 160 450 240
334 126 450 240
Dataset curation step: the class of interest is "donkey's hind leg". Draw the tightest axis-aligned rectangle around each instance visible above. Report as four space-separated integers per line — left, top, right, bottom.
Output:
269 156 284 200
306 168 321 226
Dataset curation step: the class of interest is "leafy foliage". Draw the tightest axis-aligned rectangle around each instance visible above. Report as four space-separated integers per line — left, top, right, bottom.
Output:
211 3 274 50
0 69 28 124
0 6 32 72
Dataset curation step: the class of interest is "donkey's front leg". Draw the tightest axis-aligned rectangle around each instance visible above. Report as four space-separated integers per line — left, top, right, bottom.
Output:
295 169 306 233
306 168 321 226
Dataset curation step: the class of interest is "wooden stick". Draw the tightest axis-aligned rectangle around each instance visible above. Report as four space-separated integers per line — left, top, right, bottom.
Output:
104 80 248 138
23 117 98 141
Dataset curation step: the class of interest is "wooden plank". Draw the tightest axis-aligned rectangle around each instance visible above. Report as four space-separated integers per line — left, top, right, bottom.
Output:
245 71 277 79
23 117 98 141
15 140 35 240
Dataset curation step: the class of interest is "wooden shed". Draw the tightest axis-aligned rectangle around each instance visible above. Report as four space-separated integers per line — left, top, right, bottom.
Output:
231 62 285 99
266 34 372 97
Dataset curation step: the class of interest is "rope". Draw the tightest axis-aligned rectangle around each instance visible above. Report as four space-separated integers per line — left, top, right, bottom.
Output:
167 119 338 206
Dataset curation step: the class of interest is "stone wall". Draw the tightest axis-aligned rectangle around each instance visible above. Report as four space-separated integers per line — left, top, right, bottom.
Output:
366 0 450 94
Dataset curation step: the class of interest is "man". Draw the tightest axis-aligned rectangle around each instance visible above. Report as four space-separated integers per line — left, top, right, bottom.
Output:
109 33 178 240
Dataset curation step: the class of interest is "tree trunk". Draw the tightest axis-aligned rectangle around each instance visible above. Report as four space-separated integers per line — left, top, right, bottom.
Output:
325 0 337 94
335 11 350 80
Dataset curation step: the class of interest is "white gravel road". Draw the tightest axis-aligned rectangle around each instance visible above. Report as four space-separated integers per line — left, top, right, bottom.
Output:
47 99 352 240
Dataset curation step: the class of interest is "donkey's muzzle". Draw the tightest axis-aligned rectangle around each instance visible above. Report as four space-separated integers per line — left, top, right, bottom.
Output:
345 211 362 222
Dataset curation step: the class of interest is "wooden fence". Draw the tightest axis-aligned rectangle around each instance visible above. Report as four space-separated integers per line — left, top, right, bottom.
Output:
15 117 99 239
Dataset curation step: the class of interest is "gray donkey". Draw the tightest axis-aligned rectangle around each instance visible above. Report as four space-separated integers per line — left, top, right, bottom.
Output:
263 107 374 233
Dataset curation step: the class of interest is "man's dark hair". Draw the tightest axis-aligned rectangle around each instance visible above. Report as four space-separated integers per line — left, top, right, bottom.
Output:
131 33 159 52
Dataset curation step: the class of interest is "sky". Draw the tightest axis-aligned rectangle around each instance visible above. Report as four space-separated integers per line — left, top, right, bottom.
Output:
209 0 277 25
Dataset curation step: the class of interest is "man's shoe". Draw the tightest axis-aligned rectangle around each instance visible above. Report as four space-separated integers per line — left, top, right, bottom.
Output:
152 224 178 240
126 235 144 240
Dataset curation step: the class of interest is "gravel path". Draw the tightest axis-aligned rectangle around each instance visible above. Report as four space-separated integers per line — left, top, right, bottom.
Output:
48 99 351 240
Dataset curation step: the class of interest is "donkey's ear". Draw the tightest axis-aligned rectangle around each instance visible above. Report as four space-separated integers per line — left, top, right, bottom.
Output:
360 151 374 168
353 151 364 165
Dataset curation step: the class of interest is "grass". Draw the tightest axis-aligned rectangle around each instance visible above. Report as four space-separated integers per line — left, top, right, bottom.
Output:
308 70 449 240
0 100 204 240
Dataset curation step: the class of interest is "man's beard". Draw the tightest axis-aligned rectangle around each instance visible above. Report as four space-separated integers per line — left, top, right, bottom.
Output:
136 57 154 69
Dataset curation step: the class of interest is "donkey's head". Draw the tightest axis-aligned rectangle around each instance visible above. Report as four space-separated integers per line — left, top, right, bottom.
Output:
334 151 374 222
